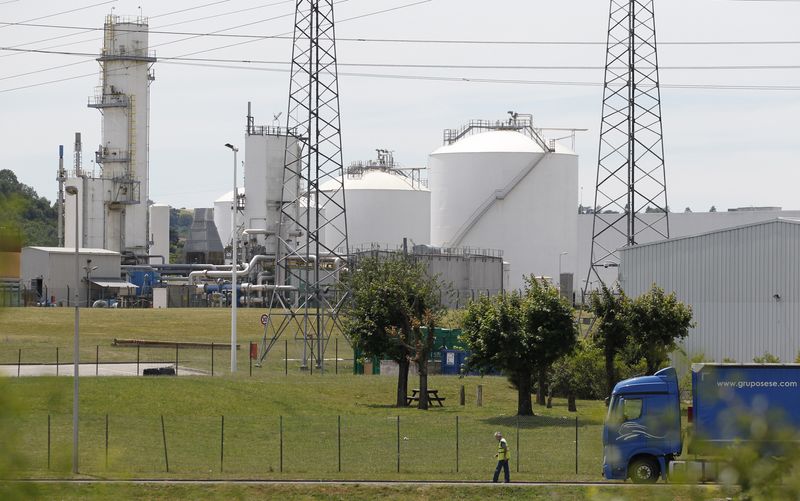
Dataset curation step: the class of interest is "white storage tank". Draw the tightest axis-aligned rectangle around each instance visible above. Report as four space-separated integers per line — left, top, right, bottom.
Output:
213 190 238 249
148 203 170 264
319 162 431 249
429 119 578 291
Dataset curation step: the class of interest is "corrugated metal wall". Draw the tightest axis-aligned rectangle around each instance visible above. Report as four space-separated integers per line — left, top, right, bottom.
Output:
619 219 800 363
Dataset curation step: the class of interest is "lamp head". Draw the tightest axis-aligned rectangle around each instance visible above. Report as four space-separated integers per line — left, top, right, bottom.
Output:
65 185 78 195
224 143 238 152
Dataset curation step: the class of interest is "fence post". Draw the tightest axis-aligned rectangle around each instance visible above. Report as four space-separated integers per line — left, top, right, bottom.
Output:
220 415 225 472
105 413 109 469
47 414 51 470
136 345 140 376
56 348 59 376
476 384 483 407
175 343 179 376
337 415 341 472
95 345 99 376
160 415 169 472
284 340 288 375
17 348 21 377
459 385 465 406
516 415 521 473
396 415 400 473
279 415 284 473
249 347 252 377
575 416 579 475
211 342 215 376
335 338 338 375
455 415 459 473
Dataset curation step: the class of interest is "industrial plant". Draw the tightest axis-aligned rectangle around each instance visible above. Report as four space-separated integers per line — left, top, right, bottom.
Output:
7 2 800 366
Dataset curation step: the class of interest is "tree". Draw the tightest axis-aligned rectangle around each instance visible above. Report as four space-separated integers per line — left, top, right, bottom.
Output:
626 285 694 374
710 205 717 212
589 284 632 396
341 256 443 409
0 169 57 247
462 277 577 416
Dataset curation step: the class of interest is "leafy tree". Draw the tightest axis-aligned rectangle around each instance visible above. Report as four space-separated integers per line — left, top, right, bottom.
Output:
626 284 694 375
0 169 57 247
753 352 780 363
589 284 632 396
548 339 606 411
169 208 194 263
341 256 443 409
710 205 717 212
462 277 577 416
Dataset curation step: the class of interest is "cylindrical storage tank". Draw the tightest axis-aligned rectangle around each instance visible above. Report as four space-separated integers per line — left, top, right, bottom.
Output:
243 132 298 256
213 189 239 248
429 130 578 291
320 170 431 249
148 203 170 264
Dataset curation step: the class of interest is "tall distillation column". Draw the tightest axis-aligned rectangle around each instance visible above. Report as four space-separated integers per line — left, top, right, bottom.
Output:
73 14 156 261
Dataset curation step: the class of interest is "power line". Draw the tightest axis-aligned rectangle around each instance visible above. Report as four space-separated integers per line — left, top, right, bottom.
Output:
5 46 800 72
5 19 800 45
0 0 117 30
0 0 290 59
160 60 800 91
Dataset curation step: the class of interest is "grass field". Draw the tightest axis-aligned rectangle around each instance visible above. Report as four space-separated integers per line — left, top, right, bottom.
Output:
2 482 734 501
1 308 616 487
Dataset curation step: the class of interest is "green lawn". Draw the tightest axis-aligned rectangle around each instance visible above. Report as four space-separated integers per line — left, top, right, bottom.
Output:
1 307 609 482
2 482 732 501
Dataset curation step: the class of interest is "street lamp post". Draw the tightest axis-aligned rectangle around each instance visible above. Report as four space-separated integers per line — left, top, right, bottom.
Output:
224 143 238 373
558 252 568 285
84 259 97 306
65 184 79 474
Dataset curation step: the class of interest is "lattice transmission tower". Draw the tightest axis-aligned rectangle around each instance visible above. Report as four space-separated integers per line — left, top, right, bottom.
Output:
585 0 669 294
260 0 349 370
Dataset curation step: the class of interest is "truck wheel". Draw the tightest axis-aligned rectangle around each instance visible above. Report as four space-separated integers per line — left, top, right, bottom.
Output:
629 457 660 484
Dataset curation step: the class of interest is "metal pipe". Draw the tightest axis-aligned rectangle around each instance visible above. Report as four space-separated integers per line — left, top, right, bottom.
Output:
187 255 272 284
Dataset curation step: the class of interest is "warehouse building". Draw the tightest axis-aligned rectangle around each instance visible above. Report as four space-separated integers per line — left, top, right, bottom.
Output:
618 218 800 363
21 247 135 306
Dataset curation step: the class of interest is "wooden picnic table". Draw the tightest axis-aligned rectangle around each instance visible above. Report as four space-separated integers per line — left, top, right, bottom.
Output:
406 388 446 407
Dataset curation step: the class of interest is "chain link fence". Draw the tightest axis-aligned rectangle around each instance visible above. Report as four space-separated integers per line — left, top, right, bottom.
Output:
3 412 604 479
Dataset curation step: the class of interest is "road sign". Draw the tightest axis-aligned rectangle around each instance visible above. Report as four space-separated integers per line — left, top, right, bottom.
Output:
260 314 269 326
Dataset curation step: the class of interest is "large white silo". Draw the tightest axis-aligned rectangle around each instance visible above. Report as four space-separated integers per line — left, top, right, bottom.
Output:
241 104 300 256
213 190 235 249
148 204 170 264
319 154 431 250
429 119 578 291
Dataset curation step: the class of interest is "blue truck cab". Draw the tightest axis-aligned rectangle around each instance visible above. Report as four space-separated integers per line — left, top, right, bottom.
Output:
602 367 682 483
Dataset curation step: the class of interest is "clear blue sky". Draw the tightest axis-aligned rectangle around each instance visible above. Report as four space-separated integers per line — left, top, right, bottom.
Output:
2 0 799 211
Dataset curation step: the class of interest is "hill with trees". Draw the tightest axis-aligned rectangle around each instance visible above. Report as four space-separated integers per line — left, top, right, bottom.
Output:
0 170 57 248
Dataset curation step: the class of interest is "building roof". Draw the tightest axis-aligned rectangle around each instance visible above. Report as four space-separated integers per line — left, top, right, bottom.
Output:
214 188 246 204
24 247 120 256
430 130 576 156
619 217 800 253
320 169 430 192
91 279 139 288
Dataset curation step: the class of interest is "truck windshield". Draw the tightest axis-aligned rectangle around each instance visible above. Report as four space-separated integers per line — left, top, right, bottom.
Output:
606 395 620 422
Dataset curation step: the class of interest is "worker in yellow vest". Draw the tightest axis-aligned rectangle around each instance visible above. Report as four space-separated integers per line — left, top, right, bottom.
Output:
493 431 511 483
